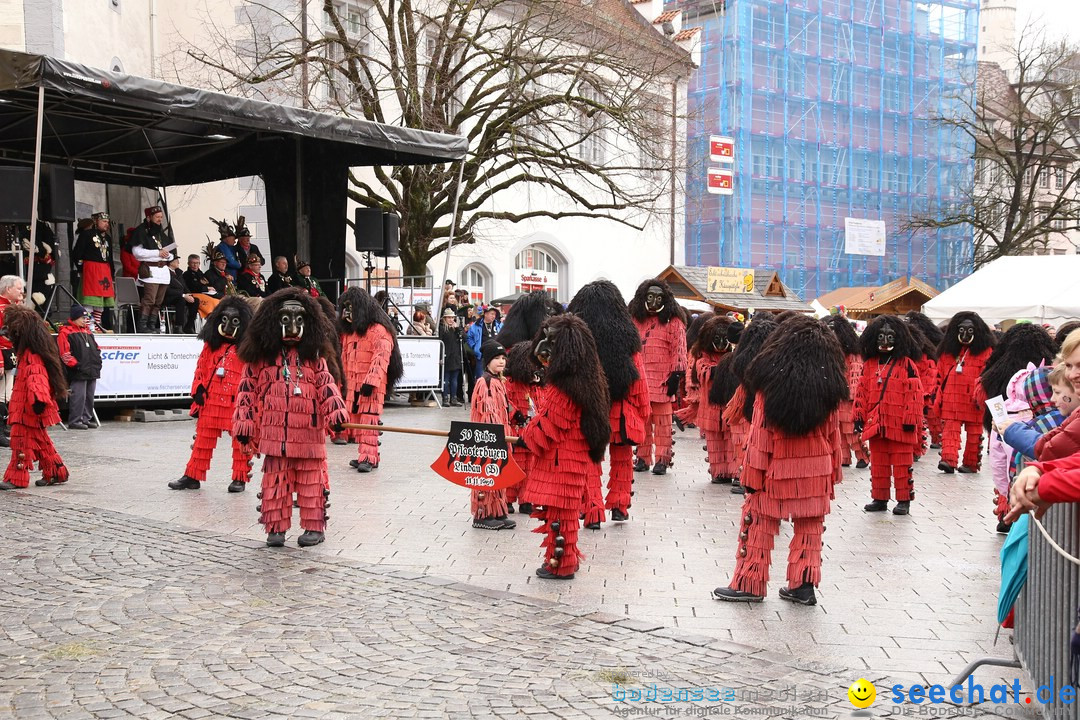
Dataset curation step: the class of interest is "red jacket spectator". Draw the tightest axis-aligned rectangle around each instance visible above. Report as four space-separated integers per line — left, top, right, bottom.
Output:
1034 409 1080 461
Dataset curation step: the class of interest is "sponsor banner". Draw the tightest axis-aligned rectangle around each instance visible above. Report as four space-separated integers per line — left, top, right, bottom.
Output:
709 135 735 163
706 266 756 294
844 217 887 256
707 167 734 195
95 335 202 399
397 336 442 390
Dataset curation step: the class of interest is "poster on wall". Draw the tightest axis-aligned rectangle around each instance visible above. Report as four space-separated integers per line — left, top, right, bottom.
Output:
844 217 887 256
397 336 443 390
95 335 202 400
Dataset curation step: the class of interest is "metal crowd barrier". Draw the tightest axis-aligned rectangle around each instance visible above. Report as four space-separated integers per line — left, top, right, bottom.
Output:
1014 504 1080 718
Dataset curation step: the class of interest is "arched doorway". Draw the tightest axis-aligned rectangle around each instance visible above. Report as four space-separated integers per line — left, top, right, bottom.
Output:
514 244 565 300
459 263 492 304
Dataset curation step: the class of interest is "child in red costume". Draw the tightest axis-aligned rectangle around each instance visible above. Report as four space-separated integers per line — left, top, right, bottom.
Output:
628 279 686 475
504 343 540 515
0 305 68 489
520 315 611 580
234 289 348 548
567 280 650 528
824 316 870 468
854 316 925 515
935 311 995 473
170 296 254 492
335 287 403 472
680 315 735 484
470 341 518 530
712 315 846 605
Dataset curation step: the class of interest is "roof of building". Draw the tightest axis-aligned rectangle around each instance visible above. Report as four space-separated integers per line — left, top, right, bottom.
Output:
657 265 812 313
653 10 680 23
815 276 939 315
672 27 702 42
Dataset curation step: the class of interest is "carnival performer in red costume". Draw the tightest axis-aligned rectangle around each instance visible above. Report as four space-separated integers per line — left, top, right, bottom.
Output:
504 343 541 515
470 341 518 530
520 315 610 579
712 315 846 605
170 296 254 492
628 279 686 475
0 305 68 489
234 288 348 547
906 322 939 460
716 316 778 494
679 315 736 484
906 311 945 449
854 316 925 515
706 321 744 485
567 280 649 528
824 315 870 469
335 287 403 472
935 312 995 473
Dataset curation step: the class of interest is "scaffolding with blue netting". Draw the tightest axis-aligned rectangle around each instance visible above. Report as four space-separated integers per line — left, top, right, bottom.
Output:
681 0 979 301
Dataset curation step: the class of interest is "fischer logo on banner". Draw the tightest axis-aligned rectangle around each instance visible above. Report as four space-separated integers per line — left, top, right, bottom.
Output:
709 136 735 163
707 168 734 195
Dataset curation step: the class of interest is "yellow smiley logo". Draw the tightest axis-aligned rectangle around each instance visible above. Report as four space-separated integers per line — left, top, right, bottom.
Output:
847 678 876 709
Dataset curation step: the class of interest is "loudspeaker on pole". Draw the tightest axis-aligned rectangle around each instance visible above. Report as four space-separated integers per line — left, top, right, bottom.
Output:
382 212 399 258
354 207 384 252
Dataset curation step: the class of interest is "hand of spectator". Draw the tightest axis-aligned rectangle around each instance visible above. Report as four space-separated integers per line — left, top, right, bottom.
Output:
1005 466 1050 522
184 294 196 304
996 418 1016 435
360 383 375 397
32 400 45 415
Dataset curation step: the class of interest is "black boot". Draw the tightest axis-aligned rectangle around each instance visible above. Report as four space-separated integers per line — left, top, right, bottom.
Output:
937 461 955 474
863 499 889 512
136 314 153 334
227 480 246 493
892 501 910 515
298 530 325 547
651 460 668 475
517 502 534 515
633 458 648 472
778 582 817 606
610 508 629 522
168 475 202 490
266 532 286 547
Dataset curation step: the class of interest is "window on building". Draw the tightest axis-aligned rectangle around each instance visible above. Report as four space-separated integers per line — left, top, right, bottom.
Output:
1039 168 1050 189
459 264 492 304
514 246 562 300
574 84 606 165
1055 166 1066 189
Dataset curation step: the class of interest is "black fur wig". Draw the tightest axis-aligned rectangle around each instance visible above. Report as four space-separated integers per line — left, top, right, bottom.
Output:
335 286 403 390
707 352 739 407
979 323 1057 429
689 315 734 383
5 305 68 400
823 315 860 357
938 311 995 357
532 315 611 462
317 294 346 394
1057 321 1080 351
238 287 341 369
627 278 683 324
744 315 848 435
566 280 641 403
198 296 253 351
685 312 715 351
496 291 563 348
504 342 541 385
727 316 779 421
906 321 937 362
905 310 944 347
860 315 921 362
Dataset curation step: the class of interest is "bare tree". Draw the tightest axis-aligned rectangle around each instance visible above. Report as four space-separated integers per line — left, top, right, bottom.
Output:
177 0 694 279
908 33 1080 266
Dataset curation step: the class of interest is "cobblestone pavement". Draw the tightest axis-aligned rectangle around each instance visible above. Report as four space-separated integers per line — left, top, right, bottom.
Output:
0 405 1037 717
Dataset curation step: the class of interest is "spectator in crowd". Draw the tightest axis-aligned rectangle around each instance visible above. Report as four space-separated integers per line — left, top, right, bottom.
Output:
130 206 173 334
0 275 25 447
203 244 233 295
234 219 264 270
467 306 502 379
408 309 433 336
164 257 198 333
439 307 464 406
266 256 294 294
57 305 102 429
236 254 267 298
183 254 217 297
213 220 241 279
295 259 322 297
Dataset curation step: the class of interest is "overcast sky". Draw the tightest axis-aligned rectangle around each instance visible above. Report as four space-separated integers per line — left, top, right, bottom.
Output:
1018 0 1080 41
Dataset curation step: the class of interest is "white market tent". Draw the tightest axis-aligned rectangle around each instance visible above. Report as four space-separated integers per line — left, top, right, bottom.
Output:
922 255 1080 326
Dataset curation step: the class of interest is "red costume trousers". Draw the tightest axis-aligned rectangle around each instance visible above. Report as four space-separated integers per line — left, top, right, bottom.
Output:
5 424 67 488
356 400 383 466
841 430 870 466
583 464 606 525
535 506 583 577
706 426 740 480
184 421 251 483
259 456 326 533
868 437 915 501
730 493 824 597
927 411 943 446
604 443 634 513
941 419 982 469
505 445 528 504
471 488 508 520
636 401 673 465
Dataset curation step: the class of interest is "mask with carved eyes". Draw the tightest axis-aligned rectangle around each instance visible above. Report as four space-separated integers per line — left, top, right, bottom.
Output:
217 307 243 341
340 300 353 324
645 285 665 314
711 327 730 353
877 323 896 355
534 326 553 367
958 319 975 345
280 300 306 344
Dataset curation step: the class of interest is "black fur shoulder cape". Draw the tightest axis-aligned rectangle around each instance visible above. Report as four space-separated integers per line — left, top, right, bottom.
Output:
938 311 995 357
504 342 540 384
728 316 778 421
532 315 611 462
823 315 860 357
238 288 340 370
198 296 253 351
336 286 403 390
628 278 684 324
566 280 641 403
905 310 944 347
744 315 847 435
860 315 921 362
496 291 563 348
707 352 739 407
685 312 715 350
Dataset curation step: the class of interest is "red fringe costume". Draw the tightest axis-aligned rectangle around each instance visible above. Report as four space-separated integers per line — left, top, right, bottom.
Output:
184 344 252 483
633 314 687 466
839 354 870 466
341 323 394 465
470 372 512 519
5 351 66 488
604 353 650 515
730 394 842 596
722 386 751 476
855 356 924 502
914 355 938 457
522 386 596 577
504 376 532 505
234 350 347 534
936 347 991 469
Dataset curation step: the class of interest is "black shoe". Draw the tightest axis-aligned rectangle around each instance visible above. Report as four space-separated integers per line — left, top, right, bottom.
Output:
0 480 15 490
68 422 89 430
349 459 359 469
0 435 10 448
841 463 851 468
497 515 517 529
864 499 889 512
298 531 325 547
712 475 732 485
938 461 955 474
585 521 601 530
778 583 817 606
633 458 648 472
930 442 942 450
227 480 246 493
611 508 629 522
355 461 373 473
472 517 505 530
711 586 764 603
517 502 534 515
168 475 202 490
957 465 978 474
331 437 348 446
536 566 574 580
266 533 286 547
996 520 1011 534
651 461 668 475
506 502 515 514
86 420 99 428
730 479 744 494
855 459 869 469
34 478 55 487
892 501 910 516
450 399 463 407
673 416 685 432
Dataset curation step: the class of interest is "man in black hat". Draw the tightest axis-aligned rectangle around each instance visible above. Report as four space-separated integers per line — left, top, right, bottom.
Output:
439 306 464 406
203 244 234 295
295 259 322 297
130 206 173 333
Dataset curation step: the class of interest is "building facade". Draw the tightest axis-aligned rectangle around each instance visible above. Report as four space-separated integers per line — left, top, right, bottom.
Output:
682 0 980 300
